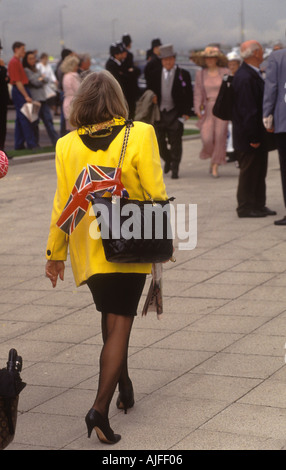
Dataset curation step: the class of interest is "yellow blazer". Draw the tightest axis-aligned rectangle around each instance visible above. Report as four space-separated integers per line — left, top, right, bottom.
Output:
46 121 168 286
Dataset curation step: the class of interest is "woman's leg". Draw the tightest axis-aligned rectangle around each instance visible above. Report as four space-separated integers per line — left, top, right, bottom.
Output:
211 117 228 165
199 105 215 161
39 101 59 146
101 314 132 392
92 313 134 418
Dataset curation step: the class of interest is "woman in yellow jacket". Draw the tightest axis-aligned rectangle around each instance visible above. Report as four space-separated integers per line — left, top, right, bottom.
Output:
45 70 168 445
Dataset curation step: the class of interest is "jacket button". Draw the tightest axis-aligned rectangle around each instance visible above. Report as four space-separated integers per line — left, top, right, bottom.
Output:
47 250 51 256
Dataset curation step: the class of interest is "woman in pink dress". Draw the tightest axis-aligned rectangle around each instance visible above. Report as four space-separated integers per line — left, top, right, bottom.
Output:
61 55 81 131
192 47 229 178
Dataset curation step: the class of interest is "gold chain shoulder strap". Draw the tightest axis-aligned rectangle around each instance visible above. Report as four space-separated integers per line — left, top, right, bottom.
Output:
116 121 154 203
117 121 133 169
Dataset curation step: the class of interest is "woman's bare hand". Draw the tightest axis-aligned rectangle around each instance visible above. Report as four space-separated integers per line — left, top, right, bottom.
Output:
45 260 65 288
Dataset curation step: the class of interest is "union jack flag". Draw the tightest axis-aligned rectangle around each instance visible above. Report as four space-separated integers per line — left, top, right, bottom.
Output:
56 164 129 235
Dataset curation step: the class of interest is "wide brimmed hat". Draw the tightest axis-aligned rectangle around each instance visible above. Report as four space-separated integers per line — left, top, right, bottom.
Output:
190 46 228 67
159 44 176 59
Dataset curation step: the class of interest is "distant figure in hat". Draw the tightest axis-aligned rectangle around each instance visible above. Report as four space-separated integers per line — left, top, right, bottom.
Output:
192 45 229 177
105 42 126 93
147 44 193 179
122 34 133 70
227 51 241 76
121 34 140 119
144 38 162 89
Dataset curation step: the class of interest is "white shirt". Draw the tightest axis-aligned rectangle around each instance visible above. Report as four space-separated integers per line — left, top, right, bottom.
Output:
162 65 176 80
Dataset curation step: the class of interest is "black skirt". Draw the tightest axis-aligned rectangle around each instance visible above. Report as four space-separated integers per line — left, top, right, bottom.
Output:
87 273 147 316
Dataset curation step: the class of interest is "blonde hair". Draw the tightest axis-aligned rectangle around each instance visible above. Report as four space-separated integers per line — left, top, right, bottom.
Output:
60 55 80 74
69 70 128 128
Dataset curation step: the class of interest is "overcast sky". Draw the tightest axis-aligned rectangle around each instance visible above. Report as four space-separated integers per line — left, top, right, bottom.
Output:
0 0 285 61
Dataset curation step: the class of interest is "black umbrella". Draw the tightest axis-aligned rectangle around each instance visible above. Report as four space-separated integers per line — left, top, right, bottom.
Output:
0 349 26 450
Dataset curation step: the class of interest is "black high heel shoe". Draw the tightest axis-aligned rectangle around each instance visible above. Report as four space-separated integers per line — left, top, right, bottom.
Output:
116 383 135 414
85 408 121 444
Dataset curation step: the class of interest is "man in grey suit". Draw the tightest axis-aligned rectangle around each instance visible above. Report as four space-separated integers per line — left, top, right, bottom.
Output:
147 44 193 179
263 47 286 225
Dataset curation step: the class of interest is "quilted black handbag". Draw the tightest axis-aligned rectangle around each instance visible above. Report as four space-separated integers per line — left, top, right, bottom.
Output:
91 122 174 263
213 74 234 121
0 349 26 450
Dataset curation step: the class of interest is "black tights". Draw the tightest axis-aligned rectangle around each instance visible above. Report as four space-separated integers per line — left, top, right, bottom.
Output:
92 313 134 418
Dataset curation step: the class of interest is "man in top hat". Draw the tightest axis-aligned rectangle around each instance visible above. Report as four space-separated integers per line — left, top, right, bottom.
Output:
122 34 134 69
144 38 162 89
147 44 193 179
121 34 140 119
105 42 126 87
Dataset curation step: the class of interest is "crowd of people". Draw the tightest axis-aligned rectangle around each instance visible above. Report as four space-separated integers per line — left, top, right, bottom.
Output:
0 43 91 151
191 39 286 225
104 36 194 179
102 36 286 225
1 35 286 222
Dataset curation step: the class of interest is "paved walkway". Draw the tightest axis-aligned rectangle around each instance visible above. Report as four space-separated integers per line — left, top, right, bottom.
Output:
1 133 286 450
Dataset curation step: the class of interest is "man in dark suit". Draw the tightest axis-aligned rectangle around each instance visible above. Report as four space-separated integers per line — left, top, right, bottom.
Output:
121 34 140 119
144 38 162 89
105 43 125 87
147 44 193 179
232 40 276 218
